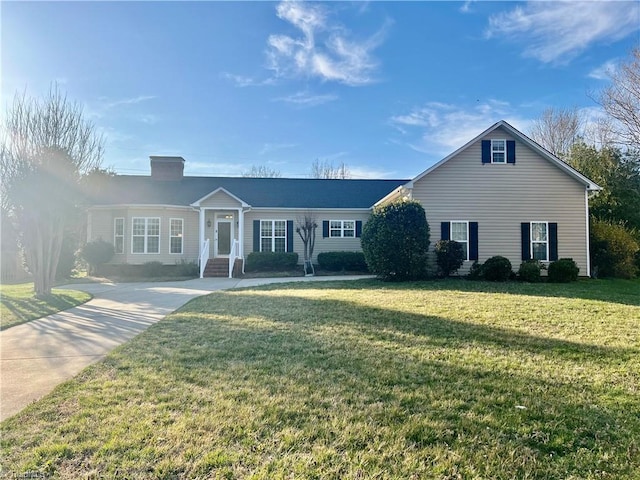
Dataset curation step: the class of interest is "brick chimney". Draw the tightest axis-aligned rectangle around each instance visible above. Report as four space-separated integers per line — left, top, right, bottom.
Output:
150 156 185 181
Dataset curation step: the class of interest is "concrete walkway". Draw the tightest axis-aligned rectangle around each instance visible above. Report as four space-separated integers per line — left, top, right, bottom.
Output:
0 275 370 421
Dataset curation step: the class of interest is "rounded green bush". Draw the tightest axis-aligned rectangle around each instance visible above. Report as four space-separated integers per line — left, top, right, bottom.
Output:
548 258 579 283
518 260 542 283
317 251 367 271
361 201 430 281
482 256 512 281
81 239 115 275
435 240 465 277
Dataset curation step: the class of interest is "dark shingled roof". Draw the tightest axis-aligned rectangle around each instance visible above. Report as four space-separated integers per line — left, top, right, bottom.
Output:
88 176 409 209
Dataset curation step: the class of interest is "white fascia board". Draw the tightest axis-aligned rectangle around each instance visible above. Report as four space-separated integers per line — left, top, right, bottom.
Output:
88 204 193 211
407 120 602 191
190 187 251 208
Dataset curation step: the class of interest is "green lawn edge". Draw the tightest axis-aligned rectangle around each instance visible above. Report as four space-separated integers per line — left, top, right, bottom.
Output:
1 278 638 478
0 284 93 330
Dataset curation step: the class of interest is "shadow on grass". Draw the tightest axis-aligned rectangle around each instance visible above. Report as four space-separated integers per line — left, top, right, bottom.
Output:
121 291 637 477
2 287 638 478
0 293 87 331
243 277 640 307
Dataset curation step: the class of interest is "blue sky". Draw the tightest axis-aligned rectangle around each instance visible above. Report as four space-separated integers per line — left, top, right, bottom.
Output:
2 1 639 179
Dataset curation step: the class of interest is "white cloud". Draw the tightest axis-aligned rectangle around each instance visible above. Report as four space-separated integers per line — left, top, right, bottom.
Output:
486 2 640 64
274 90 338 107
220 72 276 88
266 1 389 86
588 59 618 80
390 100 533 155
102 95 156 109
259 143 298 155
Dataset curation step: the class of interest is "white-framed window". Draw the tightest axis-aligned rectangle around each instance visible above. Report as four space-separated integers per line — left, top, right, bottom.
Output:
329 220 355 238
450 221 469 260
530 221 548 261
491 139 506 163
170 218 183 254
132 217 160 254
261 220 286 253
114 217 124 254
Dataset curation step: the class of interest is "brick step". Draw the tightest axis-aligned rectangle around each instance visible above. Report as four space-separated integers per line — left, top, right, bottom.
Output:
203 259 229 277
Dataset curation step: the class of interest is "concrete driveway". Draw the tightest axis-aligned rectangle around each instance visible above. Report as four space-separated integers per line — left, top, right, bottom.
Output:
0 275 370 421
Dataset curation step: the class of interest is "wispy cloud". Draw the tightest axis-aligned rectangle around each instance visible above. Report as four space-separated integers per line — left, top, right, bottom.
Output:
101 95 156 109
259 143 298 155
274 90 338 107
588 59 618 80
390 100 533 154
459 1 475 14
486 2 640 64
220 72 276 88
266 1 390 86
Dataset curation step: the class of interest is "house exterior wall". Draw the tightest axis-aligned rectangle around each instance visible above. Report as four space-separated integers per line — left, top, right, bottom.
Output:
88 206 200 265
410 126 589 275
243 209 370 264
199 190 244 208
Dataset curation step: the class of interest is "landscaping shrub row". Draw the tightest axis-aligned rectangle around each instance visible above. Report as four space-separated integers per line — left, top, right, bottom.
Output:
317 251 368 272
98 261 199 279
245 252 298 272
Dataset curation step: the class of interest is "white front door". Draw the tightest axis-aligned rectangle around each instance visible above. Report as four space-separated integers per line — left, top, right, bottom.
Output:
215 219 233 257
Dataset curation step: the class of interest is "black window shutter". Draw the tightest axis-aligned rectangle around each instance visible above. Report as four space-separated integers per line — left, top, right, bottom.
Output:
507 140 516 164
253 220 261 252
323 221 329 238
481 140 491 164
441 222 450 240
549 223 558 261
469 222 479 261
355 220 362 237
287 220 294 253
521 223 530 260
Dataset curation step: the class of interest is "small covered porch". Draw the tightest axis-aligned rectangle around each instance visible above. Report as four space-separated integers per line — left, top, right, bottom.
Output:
191 188 250 278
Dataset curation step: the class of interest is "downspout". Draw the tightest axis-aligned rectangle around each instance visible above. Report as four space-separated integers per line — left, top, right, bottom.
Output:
585 188 591 278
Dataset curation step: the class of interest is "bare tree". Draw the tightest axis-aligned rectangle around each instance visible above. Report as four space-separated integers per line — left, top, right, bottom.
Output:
529 107 583 158
596 47 640 148
242 165 281 178
310 159 351 179
296 212 317 275
0 86 104 296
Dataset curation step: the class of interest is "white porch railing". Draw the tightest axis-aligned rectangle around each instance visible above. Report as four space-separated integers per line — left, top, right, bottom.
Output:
199 238 210 279
228 239 241 279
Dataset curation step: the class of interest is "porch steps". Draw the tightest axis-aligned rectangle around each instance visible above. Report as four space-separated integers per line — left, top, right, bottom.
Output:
203 258 229 277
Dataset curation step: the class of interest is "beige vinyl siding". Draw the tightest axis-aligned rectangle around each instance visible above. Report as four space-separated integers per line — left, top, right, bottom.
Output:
199 190 243 208
243 209 370 264
88 207 200 265
411 127 589 275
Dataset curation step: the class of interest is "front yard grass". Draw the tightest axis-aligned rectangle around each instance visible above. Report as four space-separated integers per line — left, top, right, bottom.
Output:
0 283 92 330
1 279 639 478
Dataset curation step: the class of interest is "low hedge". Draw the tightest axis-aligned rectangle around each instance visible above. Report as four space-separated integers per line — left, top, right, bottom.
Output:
548 258 579 283
245 252 299 272
481 256 513 282
317 251 368 272
518 260 543 283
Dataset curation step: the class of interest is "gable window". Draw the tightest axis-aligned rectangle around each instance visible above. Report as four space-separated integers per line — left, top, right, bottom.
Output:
170 218 183 254
330 220 355 238
132 217 160 254
491 140 506 163
114 218 124 254
530 221 548 261
451 221 469 260
482 139 516 164
261 220 287 253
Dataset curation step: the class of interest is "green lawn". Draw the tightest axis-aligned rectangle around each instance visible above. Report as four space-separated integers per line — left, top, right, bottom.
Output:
1 279 639 479
0 283 92 330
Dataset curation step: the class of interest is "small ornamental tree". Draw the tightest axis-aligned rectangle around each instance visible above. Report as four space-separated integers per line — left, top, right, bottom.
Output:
296 213 317 275
434 240 465 277
361 201 430 281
